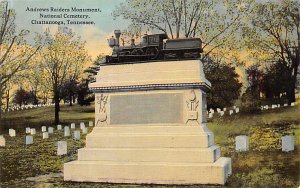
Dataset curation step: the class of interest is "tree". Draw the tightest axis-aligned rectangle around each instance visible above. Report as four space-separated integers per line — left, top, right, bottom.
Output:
203 56 242 109
37 27 90 125
77 79 94 106
0 1 39 120
261 60 291 102
242 0 299 103
59 79 78 106
12 87 32 106
113 0 252 56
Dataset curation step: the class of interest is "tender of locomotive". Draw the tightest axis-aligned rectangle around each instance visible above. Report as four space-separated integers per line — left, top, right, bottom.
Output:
105 30 203 63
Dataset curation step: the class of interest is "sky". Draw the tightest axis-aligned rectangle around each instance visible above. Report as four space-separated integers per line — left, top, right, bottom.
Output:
6 0 129 59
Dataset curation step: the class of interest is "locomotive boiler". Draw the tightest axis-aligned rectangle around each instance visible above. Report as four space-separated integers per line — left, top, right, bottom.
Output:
104 30 203 63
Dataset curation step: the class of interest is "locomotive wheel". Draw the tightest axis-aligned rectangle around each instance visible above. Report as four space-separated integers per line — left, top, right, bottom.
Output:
131 49 144 55
145 47 159 60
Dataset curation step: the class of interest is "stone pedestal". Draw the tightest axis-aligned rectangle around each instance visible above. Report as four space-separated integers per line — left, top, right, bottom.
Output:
64 60 232 185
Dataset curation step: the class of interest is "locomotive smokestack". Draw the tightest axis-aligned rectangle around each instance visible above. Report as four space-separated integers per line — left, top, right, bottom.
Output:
114 30 121 47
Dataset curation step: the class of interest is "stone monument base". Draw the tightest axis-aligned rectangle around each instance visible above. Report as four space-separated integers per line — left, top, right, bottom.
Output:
64 125 232 185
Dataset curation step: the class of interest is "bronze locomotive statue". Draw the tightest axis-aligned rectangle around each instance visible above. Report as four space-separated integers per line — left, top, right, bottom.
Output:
104 30 203 64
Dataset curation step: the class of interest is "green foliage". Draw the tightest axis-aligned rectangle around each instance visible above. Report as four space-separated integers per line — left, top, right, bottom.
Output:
240 91 262 113
203 58 242 109
262 61 293 101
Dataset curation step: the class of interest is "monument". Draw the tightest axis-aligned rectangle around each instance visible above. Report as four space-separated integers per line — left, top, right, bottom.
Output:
64 31 232 185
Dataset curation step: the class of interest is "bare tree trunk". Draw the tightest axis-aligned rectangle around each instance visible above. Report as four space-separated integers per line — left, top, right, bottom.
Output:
5 89 9 110
69 94 73 106
54 82 60 125
0 77 2 121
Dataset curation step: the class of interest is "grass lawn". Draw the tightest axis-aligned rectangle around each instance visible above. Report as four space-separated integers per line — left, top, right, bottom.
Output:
0 103 299 187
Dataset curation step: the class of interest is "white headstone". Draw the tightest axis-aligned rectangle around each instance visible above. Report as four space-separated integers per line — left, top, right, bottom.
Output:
235 108 239 113
284 104 288 107
48 127 54 134
80 122 85 130
30 128 36 135
57 124 62 130
9 129 16 137
220 111 224 116
291 102 295 106
233 106 236 109
0 136 5 147
223 108 226 112
229 110 233 115
208 113 213 119
281 135 294 152
277 104 280 108
235 135 249 152
265 105 269 110
71 123 76 129
26 135 33 145
42 126 47 132
89 121 93 127
64 126 70 137
217 108 221 113
82 127 88 134
57 141 67 155
74 130 80 140
26 127 31 134
42 132 48 139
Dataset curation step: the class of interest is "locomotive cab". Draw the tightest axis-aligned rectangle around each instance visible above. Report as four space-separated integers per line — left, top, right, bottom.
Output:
105 29 203 64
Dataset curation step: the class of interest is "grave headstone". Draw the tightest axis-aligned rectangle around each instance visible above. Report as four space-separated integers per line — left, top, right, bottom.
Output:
26 135 33 145
80 122 85 130
9 129 16 137
233 106 236 109
291 102 295 106
281 135 294 152
74 130 80 140
217 108 221 113
277 104 280 108
48 127 54 134
71 123 76 129
265 105 269 110
208 113 213 119
235 108 239 113
64 126 70 137
43 132 49 139
220 111 224 116
0 136 5 147
57 124 62 130
42 126 47 132
30 128 36 135
26 127 31 134
89 121 93 127
82 127 88 134
229 110 233 115
284 104 288 107
223 108 226 112
235 135 249 152
57 141 67 155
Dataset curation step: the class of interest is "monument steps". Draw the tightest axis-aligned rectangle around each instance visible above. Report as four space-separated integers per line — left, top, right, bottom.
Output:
86 133 214 148
64 157 232 185
78 146 221 163
91 125 213 134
